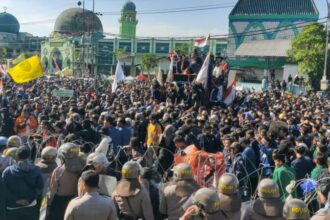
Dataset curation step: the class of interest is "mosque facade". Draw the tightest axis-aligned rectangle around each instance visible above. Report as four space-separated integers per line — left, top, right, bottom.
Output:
40 1 228 76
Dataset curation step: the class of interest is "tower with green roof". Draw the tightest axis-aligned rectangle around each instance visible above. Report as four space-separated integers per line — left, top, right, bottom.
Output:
119 1 138 39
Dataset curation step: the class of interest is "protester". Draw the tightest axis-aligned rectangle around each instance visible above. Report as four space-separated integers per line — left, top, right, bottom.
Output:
2 53 330 219
2 146 44 220
272 150 296 202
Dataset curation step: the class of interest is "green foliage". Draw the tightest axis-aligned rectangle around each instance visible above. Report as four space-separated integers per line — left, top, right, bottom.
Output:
141 54 157 76
287 22 329 89
174 43 190 55
0 48 7 64
115 48 128 61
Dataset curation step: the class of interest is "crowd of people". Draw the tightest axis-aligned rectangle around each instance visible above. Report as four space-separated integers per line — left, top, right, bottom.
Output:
0 52 330 220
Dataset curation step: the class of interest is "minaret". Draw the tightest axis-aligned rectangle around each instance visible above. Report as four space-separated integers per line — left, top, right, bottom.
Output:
119 1 138 39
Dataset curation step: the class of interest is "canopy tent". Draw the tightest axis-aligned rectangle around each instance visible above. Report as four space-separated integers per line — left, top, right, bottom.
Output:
234 39 292 58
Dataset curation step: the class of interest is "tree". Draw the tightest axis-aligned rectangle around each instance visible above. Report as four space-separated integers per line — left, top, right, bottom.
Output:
287 22 329 89
0 48 7 64
141 54 157 78
174 43 190 55
115 48 128 61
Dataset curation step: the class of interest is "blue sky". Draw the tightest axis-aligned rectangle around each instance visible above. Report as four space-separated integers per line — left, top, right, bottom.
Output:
1 0 328 38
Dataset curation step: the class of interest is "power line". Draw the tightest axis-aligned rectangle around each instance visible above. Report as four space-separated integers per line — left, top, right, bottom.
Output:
101 17 327 40
2 18 326 47
102 4 235 15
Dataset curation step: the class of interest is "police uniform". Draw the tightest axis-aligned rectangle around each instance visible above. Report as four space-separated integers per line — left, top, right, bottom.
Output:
47 143 85 220
218 173 241 220
182 188 227 220
241 179 284 220
112 161 154 220
64 192 117 220
159 163 200 220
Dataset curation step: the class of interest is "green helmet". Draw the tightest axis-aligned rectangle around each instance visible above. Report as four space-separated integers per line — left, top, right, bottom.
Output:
58 143 80 159
41 147 57 161
122 161 140 179
257 178 280 199
173 163 194 181
193 188 221 213
218 173 239 195
7 135 22 148
283 199 309 220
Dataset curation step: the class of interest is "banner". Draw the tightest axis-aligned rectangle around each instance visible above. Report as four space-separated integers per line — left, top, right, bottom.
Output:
8 55 43 84
52 89 74 98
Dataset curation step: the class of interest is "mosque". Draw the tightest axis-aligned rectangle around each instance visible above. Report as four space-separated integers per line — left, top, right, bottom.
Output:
0 8 46 65
0 0 320 80
40 1 228 76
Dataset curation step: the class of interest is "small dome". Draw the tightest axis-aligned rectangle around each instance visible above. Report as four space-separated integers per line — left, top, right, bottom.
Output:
122 1 136 11
54 8 103 35
0 12 20 34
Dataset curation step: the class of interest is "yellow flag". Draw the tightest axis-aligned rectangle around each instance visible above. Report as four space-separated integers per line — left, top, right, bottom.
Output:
11 53 26 65
8 55 43 84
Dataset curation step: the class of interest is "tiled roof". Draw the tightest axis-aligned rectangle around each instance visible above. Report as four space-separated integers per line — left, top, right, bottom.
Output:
230 0 319 16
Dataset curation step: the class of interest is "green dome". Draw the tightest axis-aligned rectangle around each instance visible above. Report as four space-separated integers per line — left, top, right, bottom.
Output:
54 8 103 34
122 1 136 11
0 12 20 34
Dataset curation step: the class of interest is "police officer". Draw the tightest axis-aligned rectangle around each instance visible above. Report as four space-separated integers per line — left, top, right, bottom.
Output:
84 152 118 196
218 173 241 220
283 199 309 220
112 161 154 220
311 191 330 220
7 135 22 148
241 178 284 220
64 170 117 220
159 163 200 220
180 188 226 220
36 147 58 198
47 143 85 220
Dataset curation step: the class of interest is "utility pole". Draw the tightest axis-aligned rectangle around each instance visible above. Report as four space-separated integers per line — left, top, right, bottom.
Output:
321 0 330 91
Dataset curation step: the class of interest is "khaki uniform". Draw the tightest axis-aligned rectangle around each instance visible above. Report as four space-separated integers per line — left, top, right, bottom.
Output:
189 211 228 220
241 200 285 220
159 184 190 220
112 185 154 220
49 165 80 200
64 192 117 220
223 211 241 220
311 211 328 220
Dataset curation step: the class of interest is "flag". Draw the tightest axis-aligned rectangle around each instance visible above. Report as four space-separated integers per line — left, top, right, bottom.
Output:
0 79 3 93
52 57 61 71
11 53 26 65
112 61 126 93
157 65 164 86
166 57 174 83
0 64 6 77
196 52 210 89
194 34 210 48
8 55 43 84
223 80 236 106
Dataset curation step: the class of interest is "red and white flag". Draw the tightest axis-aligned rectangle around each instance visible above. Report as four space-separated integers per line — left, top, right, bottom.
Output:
194 34 210 48
196 52 210 89
157 65 164 86
223 80 236 106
